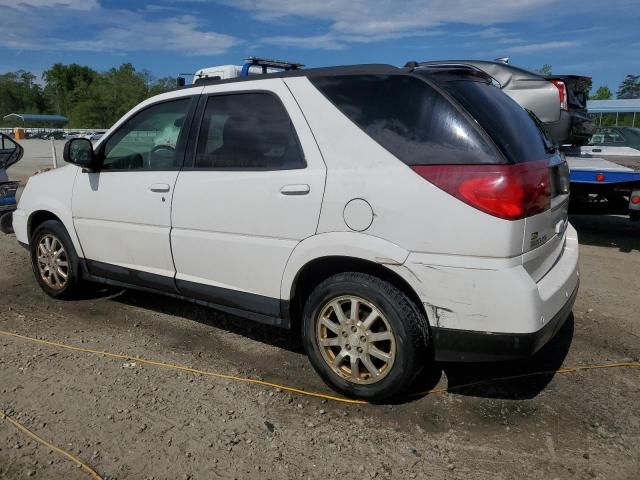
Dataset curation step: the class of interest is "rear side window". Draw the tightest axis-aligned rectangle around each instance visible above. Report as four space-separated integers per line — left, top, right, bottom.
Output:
195 93 304 170
420 71 550 163
310 74 500 165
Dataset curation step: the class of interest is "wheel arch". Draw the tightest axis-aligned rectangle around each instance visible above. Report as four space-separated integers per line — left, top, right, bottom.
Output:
27 208 84 258
281 233 425 329
28 210 63 239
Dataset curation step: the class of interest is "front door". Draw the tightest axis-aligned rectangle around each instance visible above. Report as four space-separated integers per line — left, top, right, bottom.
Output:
72 96 195 291
170 80 326 316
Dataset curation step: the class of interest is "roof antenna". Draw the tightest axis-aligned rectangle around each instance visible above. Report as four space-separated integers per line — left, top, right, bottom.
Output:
494 57 509 64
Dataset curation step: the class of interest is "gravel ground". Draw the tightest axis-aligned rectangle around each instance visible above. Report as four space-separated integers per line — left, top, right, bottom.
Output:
1 215 639 476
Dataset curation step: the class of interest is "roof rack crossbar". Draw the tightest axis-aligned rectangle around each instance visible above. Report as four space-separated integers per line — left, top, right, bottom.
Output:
239 56 305 77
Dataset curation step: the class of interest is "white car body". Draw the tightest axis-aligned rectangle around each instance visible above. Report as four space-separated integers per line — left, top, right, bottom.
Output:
14 65 579 364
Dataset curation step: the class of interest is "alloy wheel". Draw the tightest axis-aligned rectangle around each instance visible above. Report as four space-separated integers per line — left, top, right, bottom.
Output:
36 234 69 290
316 295 396 385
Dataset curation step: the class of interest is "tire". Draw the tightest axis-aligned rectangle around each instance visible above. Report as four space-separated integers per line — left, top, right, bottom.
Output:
302 272 429 402
30 220 85 299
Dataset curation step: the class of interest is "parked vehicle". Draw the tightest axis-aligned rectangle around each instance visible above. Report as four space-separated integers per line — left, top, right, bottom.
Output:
85 132 105 141
47 131 66 140
0 133 23 234
13 63 579 400
413 59 595 147
581 127 640 156
566 155 640 220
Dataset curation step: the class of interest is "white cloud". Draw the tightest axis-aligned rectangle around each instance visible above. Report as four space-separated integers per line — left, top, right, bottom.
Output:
74 14 241 55
214 0 555 49
224 0 554 36
0 0 98 9
507 40 580 53
0 3 240 55
261 34 346 50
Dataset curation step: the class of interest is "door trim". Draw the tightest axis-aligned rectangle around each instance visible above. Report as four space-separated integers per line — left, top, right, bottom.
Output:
83 259 289 328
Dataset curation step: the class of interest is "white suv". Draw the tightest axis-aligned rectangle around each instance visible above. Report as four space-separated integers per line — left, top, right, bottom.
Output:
13 64 579 401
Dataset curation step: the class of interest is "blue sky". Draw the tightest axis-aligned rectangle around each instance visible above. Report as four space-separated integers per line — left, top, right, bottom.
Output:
1 0 638 92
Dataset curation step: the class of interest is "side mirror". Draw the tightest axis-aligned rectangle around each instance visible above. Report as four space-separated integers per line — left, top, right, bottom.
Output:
0 133 24 170
63 138 97 171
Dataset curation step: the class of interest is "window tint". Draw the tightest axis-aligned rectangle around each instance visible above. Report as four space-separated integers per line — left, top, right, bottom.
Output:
419 70 550 163
195 93 304 170
310 74 500 165
102 98 191 170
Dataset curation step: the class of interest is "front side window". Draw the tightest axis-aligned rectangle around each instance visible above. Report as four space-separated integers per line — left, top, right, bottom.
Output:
194 93 304 170
102 98 191 170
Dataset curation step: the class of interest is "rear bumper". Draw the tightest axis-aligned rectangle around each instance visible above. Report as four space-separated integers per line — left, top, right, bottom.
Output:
431 279 578 362
401 223 580 362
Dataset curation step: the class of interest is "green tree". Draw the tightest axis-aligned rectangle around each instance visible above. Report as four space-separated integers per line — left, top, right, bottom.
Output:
616 74 640 99
591 86 612 100
42 63 98 116
537 64 553 75
0 71 49 125
149 77 177 97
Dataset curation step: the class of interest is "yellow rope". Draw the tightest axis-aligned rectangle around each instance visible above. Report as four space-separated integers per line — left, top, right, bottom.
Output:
0 330 366 405
1 328 639 480
1 329 638 403
0 410 103 480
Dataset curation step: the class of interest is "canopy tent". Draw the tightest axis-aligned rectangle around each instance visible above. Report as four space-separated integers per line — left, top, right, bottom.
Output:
587 99 640 127
2 113 69 124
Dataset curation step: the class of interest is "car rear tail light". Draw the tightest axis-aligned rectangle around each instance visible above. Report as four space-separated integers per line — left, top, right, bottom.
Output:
595 172 605 182
551 80 568 111
631 195 640 205
411 160 551 220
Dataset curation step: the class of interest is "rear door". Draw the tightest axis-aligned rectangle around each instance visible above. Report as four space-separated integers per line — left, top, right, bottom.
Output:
170 79 326 316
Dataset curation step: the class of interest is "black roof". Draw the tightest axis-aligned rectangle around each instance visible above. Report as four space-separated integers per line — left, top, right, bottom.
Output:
179 64 402 91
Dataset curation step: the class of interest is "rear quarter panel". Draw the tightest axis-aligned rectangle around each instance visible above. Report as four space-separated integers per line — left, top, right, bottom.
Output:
284 77 525 259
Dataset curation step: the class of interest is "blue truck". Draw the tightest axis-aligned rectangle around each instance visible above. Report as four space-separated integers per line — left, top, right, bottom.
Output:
566 154 640 220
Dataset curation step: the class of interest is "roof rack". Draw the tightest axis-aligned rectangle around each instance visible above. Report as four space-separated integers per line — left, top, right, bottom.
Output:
240 56 305 76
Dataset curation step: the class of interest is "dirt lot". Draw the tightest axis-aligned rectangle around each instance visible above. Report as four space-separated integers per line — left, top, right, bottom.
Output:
1 214 639 480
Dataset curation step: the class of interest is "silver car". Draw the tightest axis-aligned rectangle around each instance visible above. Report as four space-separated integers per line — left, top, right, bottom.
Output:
411 59 595 146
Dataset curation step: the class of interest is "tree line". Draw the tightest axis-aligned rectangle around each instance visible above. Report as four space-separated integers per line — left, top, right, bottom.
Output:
0 63 176 129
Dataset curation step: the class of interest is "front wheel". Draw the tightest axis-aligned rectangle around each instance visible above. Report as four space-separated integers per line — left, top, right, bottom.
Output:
302 272 429 401
30 220 85 299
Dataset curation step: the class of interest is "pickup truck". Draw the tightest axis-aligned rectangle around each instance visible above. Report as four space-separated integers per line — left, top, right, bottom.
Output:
412 59 595 146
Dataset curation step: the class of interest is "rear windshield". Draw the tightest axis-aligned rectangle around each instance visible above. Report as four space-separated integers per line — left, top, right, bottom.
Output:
310 74 501 165
417 69 550 163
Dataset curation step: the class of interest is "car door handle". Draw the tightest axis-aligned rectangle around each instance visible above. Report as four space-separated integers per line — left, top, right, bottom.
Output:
149 183 170 193
280 184 310 196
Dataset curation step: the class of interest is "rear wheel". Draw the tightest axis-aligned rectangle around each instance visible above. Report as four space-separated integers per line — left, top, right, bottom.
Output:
30 220 85 299
302 272 429 401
